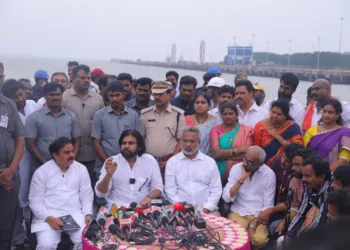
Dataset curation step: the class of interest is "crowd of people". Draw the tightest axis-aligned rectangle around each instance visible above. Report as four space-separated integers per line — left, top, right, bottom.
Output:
1 60 350 250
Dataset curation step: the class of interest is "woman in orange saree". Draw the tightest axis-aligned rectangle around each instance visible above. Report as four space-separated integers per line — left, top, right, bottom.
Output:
254 100 304 166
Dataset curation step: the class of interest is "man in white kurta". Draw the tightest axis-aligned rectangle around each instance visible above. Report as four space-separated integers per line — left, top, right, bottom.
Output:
95 130 163 208
165 126 222 213
29 137 93 249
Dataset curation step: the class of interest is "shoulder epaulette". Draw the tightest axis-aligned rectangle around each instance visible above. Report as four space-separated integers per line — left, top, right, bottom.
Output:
141 106 154 114
171 106 185 115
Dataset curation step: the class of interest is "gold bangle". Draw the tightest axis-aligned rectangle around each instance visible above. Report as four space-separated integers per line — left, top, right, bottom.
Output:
231 149 237 156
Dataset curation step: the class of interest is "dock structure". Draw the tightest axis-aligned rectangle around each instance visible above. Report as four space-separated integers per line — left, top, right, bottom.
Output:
114 60 350 85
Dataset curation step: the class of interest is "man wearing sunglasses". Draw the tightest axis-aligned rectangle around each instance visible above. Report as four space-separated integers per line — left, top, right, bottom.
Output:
223 146 276 250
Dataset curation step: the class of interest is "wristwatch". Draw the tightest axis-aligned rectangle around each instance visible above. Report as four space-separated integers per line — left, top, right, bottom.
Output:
249 223 256 229
147 194 153 200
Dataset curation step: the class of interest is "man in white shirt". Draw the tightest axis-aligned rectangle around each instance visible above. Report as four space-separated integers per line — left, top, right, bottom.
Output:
235 80 269 128
262 73 305 126
208 85 235 120
302 78 350 132
165 126 222 213
95 129 163 207
29 137 93 249
223 146 276 250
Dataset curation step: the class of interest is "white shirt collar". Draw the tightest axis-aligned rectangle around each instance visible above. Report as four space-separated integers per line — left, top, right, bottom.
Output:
179 151 205 161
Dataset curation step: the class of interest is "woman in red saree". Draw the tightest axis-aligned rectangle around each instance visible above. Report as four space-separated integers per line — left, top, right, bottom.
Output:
209 102 253 185
254 100 304 166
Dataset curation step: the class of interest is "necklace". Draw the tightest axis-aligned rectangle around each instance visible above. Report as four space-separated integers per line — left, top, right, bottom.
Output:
195 114 209 124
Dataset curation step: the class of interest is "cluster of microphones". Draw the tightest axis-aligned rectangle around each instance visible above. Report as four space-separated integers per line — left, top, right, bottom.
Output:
83 200 207 248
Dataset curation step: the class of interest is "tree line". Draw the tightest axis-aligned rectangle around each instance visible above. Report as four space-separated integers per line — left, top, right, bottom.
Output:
253 52 350 69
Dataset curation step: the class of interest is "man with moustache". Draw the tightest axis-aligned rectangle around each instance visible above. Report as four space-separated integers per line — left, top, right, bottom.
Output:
92 82 144 178
235 80 269 128
117 73 135 102
274 148 315 238
29 137 93 249
262 73 305 126
124 77 154 116
62 65 104 186
258 143 304 236
95 130 163 207
286 155 332 239
25 83 81 170
141 81 186 171
208 85 235 118
170 75 197 116
165 127 222 214
223 146 276 250
37 72 69 107
302 78 350 132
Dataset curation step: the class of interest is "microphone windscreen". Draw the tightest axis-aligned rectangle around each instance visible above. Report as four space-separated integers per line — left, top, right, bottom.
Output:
98 218 106 226
130 202 138 209
162 200 171 206
91 224 99 231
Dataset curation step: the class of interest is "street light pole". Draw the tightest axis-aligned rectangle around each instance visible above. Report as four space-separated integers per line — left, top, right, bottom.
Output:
317 37 321 70
288 39 291 69
252 34 255 60
266 41 269 65
339 17 345 53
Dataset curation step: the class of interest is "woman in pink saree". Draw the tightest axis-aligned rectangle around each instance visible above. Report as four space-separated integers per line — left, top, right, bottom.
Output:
209 102 254 185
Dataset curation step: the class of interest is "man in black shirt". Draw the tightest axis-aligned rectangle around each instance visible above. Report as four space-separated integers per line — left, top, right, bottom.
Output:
170 75 197 116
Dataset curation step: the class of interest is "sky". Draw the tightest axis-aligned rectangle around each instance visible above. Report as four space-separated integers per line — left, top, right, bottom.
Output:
1 0 349 62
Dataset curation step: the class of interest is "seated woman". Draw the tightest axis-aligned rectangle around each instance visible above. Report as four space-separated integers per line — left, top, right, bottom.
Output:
185 92 219 154
304 99 350 172
209 102 253 184
254 100 303 166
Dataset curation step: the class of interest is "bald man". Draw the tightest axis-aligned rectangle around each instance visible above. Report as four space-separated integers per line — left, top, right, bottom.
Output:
302 79 350 132
222 146 276 250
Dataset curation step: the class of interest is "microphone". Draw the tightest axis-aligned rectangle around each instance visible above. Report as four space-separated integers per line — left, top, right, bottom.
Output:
109 203 119 217
85 223 99 244
163 205 174 220
130 202 138 210
158 210 171 232
183 203 195 217
117 208 125 220
173 202 186 214
119 217 132 241
131 215 154 233
143 206 160 228
169 213 181 230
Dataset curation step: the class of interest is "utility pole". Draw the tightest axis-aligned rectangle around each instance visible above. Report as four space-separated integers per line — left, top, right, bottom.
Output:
317 37 321 70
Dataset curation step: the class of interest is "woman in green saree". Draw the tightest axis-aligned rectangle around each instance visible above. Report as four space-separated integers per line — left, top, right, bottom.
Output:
209 102 254 185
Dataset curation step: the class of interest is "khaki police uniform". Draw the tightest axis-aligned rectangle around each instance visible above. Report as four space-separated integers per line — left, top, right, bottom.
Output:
140 81 186 159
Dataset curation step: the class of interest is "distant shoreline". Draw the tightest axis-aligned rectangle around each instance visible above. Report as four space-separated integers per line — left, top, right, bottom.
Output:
113 60 350 85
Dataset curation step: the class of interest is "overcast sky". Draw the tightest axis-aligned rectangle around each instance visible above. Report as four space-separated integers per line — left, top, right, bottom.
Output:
1 0 349 62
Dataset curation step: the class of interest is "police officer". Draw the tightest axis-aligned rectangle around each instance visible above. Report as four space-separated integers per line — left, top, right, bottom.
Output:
0 75 25 249
141 81 187 171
